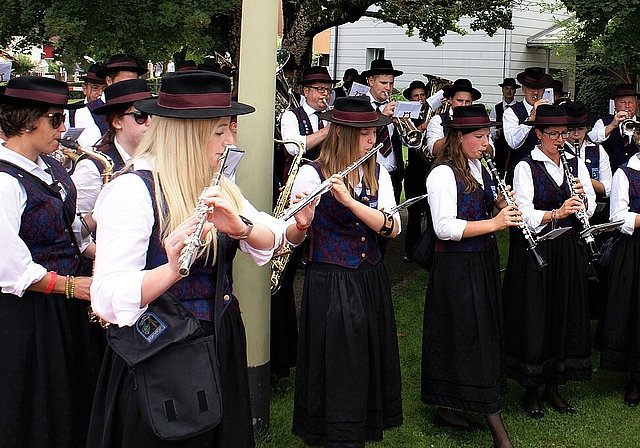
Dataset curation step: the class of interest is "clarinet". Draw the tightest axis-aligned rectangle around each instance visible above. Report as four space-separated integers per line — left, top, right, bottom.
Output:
482 151 548 271
178 145 232 277
556 145 601 261
278 143 382 221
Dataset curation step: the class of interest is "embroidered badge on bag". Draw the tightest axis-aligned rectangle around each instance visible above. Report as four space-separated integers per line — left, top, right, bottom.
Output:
136 312 167 343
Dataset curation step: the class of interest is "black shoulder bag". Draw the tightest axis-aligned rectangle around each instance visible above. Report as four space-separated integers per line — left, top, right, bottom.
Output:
106 234 227 441
412 203 436 272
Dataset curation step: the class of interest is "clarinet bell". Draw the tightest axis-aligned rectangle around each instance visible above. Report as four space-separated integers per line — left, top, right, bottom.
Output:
529 246 549 271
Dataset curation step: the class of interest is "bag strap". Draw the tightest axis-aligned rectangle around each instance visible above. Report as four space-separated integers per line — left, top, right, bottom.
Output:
213 233 226 351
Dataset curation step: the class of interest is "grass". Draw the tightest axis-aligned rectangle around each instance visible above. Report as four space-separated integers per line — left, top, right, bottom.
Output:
257 230 640 447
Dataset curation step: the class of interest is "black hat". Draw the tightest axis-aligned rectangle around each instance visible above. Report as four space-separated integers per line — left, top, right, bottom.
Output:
443 104 499 129
176 60 198 71
0 76 85 110
551 80 568 96
610 83 640 99
403 80 429 100
361 59 403 78
297 66 338 85
96 54 148 78
516 67 553 89
343 68 359 79
524 104 567 126
92 79 153 115
197 62 221 72
317 96 391 128
498 77 520 89
444 79 482 101
80 64 107 85
134 70 255 119
564 101 597 127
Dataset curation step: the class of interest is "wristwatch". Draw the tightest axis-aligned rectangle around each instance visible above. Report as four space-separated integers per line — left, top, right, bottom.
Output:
228 215 254 240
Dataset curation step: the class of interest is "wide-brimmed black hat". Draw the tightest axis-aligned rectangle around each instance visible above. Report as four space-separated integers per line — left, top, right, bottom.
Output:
361 59 403 78
524 104 567 126
403 80 429 100
442 104 499 129
297 66 338 85
564 101 597 127
134 70 255 119
317 96 391 128
444 78 482 101
0 76 85 110
498 77 520 89
92 79 153 115
610 83 640 99
96 54 148 78
80 64 107 85
516 67 553 89
176 60 198 71
551 80 568 96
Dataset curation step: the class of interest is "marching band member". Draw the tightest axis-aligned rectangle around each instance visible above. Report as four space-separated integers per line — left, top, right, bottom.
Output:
70 63 107 149
0 76 101 448
502 105 596 419
291 96 402 448
422 105 519 448
489 77 520 176
87 70 314 448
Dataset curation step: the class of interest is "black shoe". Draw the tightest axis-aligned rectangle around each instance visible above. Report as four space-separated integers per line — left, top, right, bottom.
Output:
525 408 544 419
433 412 473 431
403 254 413 263
542 391 576 415
624 396 640 407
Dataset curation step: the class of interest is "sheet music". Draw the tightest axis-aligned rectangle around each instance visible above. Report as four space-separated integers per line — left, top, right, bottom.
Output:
224 147 245 181
62 127 85 141
394 101 422 119
426 89 446 111
348 82 370 97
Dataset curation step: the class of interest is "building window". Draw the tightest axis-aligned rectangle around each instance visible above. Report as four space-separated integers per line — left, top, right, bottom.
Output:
366 48 385 68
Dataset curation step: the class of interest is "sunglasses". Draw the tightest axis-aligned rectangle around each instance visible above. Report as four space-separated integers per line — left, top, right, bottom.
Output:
44 112 66 129
120 111 151 125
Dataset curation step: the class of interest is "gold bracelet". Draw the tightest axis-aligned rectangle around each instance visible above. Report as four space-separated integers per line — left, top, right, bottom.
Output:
65 275 71 299
69 276 75 299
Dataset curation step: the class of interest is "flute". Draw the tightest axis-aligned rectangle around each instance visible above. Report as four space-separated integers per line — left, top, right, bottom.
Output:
278 143 382 221
178 145 232 277
482 151 549 271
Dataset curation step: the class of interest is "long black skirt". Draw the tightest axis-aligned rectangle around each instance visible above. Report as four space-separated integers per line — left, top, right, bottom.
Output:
293 261 403 448
502 231 591 387
597 235 640 375
421 246 506 415
0 291 104 448
87 305 254 448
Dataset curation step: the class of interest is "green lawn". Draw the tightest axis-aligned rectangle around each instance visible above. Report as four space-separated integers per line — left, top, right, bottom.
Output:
258 230 640 448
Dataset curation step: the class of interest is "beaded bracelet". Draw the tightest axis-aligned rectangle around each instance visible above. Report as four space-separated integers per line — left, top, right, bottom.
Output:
69 276 75 299
65 275 71 298
43 272 57 294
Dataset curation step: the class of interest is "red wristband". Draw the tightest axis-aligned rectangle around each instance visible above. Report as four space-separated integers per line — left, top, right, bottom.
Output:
296 222 310 232
43 272 57 294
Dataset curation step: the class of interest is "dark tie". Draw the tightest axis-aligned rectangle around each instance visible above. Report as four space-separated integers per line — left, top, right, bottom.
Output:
316 112 324 130
374 101 392 157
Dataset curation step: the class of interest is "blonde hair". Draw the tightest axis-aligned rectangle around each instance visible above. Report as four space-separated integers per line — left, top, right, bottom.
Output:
318 125 378 196
134 116 243 263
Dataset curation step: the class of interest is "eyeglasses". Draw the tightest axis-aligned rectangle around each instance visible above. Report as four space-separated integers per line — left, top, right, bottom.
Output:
44 112 66 129
120 111 151 125
306 85 332 94
542 130 570 140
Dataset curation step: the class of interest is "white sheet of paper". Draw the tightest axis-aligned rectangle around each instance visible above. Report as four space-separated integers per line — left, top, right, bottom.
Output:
427 89 445 112
394 101 422 119
542 87 554 102
224 147 245 181
348 82 370 97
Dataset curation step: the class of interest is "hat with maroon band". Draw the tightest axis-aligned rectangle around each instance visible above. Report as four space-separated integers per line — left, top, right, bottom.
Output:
610 83 640 99
134 70 255 119
317 96 391 128
524 104 568 126
516 67 554 89
80 64 107 85
92 79 153 115
443 104 500 129
297 66 338 85
96 54 148 78
0 76 85 110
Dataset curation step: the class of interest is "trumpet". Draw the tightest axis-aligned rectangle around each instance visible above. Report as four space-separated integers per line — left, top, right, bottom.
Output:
396 113 424 147
178 145 232 277
482 151 548 271
621 118 640 139
271 139 305 294
557 145 601 261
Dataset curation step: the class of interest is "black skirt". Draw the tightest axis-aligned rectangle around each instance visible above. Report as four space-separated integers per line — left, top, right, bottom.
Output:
421 246 506 415
87 305 254 448
0 291 104 448
293 261 403 448
502 231 592 387
597 235 640 374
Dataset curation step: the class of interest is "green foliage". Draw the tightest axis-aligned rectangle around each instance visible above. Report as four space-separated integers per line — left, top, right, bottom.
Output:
13 54 36 75
575 74 618 117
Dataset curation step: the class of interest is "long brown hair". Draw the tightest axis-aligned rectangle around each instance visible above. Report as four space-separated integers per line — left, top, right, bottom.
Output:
317 124 378 196
431 128 481 194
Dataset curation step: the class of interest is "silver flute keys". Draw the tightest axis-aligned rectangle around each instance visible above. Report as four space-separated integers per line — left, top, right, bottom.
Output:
178 145 233 277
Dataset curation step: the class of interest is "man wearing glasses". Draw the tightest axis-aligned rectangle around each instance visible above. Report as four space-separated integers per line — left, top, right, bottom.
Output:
279 66 336 183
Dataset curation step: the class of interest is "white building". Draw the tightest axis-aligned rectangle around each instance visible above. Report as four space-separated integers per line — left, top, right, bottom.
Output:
329 2 572 108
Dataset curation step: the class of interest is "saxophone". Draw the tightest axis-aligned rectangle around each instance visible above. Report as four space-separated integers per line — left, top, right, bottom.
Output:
270 138 305 294
56 137 115 329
